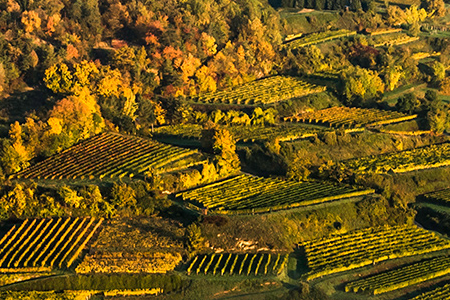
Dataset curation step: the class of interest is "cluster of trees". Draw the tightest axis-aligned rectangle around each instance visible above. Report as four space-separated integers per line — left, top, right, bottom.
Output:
0 0 285 176
0 0 282 97
0 181 171 221
274 0 375 12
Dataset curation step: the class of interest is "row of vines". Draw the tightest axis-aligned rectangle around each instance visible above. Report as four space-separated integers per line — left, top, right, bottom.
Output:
340 142 450 174
301 225 450 281
192 76 325 105
284 107 416 128
186 253 288 276
345 255 450 295
154 124 322 142
13 132 203 180
177 174 374 214
0 217 103 269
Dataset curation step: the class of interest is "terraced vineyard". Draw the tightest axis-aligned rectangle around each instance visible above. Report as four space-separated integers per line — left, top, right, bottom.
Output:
192 76 325 105
186 253 288 276
422 189 450 207
368 28 402 36
345 255 450 295
12 132 204 180
340 143 450 174
177 174 374 214
284 107 417 128
0 217 103 269
371 32 420 47
154 124 324 142
283 29 357 49
301 225 450 281
410 283 450 300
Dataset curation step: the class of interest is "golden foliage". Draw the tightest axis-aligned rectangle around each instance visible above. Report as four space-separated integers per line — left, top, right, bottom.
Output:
21 11 41 33
75 252 182 274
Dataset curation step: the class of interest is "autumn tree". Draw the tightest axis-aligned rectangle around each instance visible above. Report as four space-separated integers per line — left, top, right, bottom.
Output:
340 66 385 106
111 183 137 210
186 223 206 254
201 121 240 176
396 93 418 114
385 65 403 91
431 61 446 84
21 11 42 33
423 0 446 17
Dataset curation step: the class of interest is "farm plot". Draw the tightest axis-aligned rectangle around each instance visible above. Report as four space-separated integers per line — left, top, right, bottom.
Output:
12 132 204 180
345 255 450 295
177 174 374 214
284 106 416 128
186 253 288 276
283 29 357 49
410 283 450 300
192 76 325 105
0 217 103 269
370 32 420 47
340 143 450 174
301 225 450 281
154 124 324 142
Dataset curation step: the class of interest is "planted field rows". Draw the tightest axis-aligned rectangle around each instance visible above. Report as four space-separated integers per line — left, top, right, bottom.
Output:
177 174 374 214
0 217 102 269
284 107 416 129
345 255 450 295
301 225 450 281
371 32 420 48
340 143 450 174
409 283 450 300
283 29 357 49
12 132 203 180
154 124 324 142
422 189 450 207
186 253 288 276
192 76 325 105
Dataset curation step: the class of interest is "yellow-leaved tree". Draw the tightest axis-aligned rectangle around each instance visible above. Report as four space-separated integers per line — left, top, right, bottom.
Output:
43 87 105 156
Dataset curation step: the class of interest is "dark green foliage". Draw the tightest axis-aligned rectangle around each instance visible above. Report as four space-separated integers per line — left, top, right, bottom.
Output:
280 283 331 300
396 93 418 114
415 205 450 236
186 223 206 253
2 274 186 292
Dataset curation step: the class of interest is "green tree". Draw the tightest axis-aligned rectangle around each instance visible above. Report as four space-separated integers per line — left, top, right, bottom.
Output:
186 223 206 253
111 183 137 210
341 66 385 106
201 121 240 176
396 93 417 114
432 61 446 83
